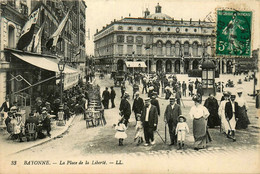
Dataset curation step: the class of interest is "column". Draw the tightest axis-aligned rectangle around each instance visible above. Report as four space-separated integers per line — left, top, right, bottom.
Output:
223 59 227 74
189 60 193 70
151 60 156 72
172 60 175 73
162 60 166 73
162 44 166 57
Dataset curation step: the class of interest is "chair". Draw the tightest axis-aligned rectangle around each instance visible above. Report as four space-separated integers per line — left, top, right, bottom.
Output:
26 123 37 141
92 111 103 126
96 108 106 125
85 111 95 128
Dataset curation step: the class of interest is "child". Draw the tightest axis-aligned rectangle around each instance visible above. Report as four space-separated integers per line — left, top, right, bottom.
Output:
175 115 189 150
114 118 127 146
134 114 144 145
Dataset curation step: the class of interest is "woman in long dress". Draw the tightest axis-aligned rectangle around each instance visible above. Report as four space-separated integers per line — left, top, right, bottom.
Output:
235 88 250 129
218 91 230 134
189 95 211 150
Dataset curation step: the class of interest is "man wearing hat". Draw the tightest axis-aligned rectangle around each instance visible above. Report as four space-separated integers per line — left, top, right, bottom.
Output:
119 92 131 127
151 92 160 116
102 87 110 109
0 96 12 120
110 86 116 108
225 94 239 141
164 96 182 146
132 92 144 123
141 98 158 146
41 110 51 137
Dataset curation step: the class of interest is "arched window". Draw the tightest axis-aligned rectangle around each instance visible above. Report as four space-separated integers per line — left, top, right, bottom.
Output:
157 41 163 56
175 41 180 57
118 26 123 30
192 42 198 57
166 41 172 56
184 41 189 56
8 25 15 48
137 27 142 31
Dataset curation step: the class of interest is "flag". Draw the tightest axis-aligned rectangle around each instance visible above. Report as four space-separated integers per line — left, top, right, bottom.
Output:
17 8 40 50
32 21 45 52
46 9 70 50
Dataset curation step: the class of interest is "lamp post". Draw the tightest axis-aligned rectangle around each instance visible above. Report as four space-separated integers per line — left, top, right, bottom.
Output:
58 60 65 104
145 44 151 75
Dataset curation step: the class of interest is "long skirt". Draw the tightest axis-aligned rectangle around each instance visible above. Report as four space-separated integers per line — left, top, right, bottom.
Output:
193 117 211 149
236 106 250 129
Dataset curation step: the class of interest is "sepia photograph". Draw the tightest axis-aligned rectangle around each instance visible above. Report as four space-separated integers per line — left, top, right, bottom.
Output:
0 0 259 173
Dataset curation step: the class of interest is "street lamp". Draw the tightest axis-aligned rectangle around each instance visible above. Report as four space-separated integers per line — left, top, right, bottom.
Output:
58 60 65 104
145 44 151 75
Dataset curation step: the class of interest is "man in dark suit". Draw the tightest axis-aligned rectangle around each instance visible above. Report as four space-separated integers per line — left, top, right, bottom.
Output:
164 96 182 146
225 94 239 141
110 86 116 108
119 92 131 127
182 81 187 97
132 92 144 123
141 98 158 146
151 92 160 116
102 87 110 109
0 97 11 119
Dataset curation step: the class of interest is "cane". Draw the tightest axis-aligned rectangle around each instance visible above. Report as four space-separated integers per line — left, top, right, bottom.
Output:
155 129 165 144
227 118 236 141
180 98 185 108
165 122 167 144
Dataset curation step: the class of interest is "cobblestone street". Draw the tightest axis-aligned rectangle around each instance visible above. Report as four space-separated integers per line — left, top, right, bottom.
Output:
4 73 259 173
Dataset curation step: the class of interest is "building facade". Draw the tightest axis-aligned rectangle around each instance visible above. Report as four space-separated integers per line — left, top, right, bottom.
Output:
94 3 240 74
0 0 86 105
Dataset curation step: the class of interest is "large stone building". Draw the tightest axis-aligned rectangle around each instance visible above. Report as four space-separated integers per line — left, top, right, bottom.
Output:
0 0 86 105
94 3 238 74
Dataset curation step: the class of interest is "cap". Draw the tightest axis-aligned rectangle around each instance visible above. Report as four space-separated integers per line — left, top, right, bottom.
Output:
42 107 47 111
192 95 201 102
135 91 140 95
45 102 50 105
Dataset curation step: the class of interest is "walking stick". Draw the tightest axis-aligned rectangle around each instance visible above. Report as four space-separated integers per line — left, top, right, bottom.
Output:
165 122 167 144
155 130 165 144
227 118 236 141
180 98 185 108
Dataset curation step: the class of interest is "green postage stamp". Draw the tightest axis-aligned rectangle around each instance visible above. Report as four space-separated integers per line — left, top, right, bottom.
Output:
216 10 252 57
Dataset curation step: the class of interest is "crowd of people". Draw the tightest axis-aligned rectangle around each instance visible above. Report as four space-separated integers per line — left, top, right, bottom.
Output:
111 73 254 151
0 81 94 142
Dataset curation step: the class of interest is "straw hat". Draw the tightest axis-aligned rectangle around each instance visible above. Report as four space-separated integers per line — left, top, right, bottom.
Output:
178 115 186 122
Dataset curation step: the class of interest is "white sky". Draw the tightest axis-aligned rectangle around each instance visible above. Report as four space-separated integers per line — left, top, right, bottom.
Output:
84 0 260 55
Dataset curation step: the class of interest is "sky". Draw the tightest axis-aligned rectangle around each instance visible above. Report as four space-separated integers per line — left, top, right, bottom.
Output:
84 0 260 55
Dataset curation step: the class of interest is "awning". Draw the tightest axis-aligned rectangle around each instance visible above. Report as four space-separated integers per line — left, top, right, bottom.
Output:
12 53 78 74
125 61 147 68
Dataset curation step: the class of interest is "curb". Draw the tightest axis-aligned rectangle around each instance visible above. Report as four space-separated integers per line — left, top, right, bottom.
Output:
11 115 77 155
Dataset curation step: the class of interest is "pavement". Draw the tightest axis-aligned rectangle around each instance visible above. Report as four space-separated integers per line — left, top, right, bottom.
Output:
0 115 77 156
0 73 259 156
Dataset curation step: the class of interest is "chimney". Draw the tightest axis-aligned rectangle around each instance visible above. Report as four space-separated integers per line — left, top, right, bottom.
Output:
181 18 183 23
190 18 192 24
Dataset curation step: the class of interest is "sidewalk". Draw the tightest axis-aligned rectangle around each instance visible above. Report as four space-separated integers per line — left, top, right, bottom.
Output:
0 115 77 156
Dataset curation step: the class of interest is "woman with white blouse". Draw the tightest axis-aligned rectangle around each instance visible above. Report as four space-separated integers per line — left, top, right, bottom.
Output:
189 95 211 150
235 88 250 129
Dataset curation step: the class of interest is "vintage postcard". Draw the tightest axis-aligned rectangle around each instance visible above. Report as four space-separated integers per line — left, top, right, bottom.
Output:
0 0 259 173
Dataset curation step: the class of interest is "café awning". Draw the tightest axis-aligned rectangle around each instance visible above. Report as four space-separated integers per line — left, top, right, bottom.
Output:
125 61 147 68
11 52 78 74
